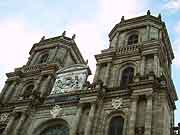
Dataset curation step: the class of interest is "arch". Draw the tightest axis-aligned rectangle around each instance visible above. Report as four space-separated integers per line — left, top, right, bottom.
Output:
104 110 127 135
117 62 136 87
23 84 34 99
120 67 134 89
127 34 138 45
32 118 70 135
20 81 35 99
124 30 140 45
108 116 124 135
38 53 49 64
40 125 69 135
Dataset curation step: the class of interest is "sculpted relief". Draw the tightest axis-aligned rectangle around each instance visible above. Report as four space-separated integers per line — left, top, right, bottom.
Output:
51 64 89 95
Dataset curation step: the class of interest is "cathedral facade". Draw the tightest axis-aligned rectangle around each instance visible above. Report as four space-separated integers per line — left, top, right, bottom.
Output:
0 11 178 135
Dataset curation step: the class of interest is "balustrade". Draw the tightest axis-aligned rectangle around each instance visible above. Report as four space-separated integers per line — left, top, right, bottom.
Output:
116 44 139 55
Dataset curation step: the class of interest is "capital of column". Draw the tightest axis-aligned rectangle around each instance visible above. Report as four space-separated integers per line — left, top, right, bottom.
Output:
131 95 139 101
145 93 153 100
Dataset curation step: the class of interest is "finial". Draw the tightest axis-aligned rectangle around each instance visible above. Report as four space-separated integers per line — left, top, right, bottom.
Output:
147 10 151 15
62 31 66 37
158 13 162 21
72 34 76 40
121 16 125 22
40 36 45 42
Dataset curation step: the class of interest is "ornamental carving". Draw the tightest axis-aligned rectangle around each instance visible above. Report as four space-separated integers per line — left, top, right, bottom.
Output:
112 97 123 110
50 105 63 118
0 113 9 122
51 64 89 95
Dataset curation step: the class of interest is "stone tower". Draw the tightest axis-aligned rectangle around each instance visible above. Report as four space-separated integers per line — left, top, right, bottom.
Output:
0 32 88 135
0 11 178 135
93 11 178 135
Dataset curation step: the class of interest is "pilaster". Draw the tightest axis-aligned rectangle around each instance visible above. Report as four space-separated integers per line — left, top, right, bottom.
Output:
145 94 153 135
3 112 18 135
104 62 112 86
40 75 53 98
3 81 17 104
14 111 27 135
71 104 84 135
128 95 139 135
93 64 100 83
140 56 145 77
0 81 9 104
154 54 158 77
84 102 96 135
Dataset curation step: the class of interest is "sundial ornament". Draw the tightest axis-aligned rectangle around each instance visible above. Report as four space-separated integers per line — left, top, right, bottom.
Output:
112 97 123 110
51 64 90 95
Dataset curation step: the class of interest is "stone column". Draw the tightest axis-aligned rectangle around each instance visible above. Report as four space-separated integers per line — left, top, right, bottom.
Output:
33 76 43 93
3 81 16 104
104 63 112 86
154 54 159 77
128 96 139 135
26 51 35 65
31 52 39 64
0 81 9 104
110 32 119 48
40 75 52 97
140 56 145 77
49 47 58 62
92 99 104 135
93 64 100 83
153 54 158 76
14 111 27 135
137 61 141 74
144 94 153 135
71 104 83 135
3 112 17 135
84 103 96 135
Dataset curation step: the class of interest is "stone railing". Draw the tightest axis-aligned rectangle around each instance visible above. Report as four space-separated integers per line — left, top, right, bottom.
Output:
116 44 140 55
22 64 46 73
21 63 58 73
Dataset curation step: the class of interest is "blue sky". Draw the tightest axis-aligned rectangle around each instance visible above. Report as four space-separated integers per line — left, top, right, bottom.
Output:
0 0 180 125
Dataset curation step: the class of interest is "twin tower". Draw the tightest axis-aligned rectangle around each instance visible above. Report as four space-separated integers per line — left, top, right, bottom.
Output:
0 11 178 135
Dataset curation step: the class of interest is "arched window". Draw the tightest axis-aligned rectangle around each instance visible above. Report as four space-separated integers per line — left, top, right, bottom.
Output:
120 67 134 89
39 53 48 64
108 116 124 135
40 125 69 135
23 84 34 99
127 34 138 45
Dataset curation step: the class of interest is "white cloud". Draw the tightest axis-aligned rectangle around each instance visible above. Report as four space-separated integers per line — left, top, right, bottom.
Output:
164 0 180 11
171 21 180 67
66 0 148 81
174 21 180 33
0 0 148 88
172 39 180 67
65 21 105 81
98 0 147 31
0 18 43 90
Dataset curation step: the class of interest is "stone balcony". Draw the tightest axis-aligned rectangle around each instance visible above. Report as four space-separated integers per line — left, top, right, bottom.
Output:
13 63 59 75
116 44 140 55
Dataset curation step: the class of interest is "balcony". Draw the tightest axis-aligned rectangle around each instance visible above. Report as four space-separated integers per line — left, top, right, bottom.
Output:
14 63 58 74
116 44 140 55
